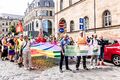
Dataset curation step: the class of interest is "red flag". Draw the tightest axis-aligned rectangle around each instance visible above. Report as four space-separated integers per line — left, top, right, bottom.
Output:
16 21 23 33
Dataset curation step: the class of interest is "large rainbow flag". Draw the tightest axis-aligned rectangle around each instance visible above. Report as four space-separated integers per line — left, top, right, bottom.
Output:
30 42 61 58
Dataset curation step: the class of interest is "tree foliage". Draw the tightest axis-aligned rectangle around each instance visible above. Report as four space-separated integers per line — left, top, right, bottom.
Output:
9 25 16 34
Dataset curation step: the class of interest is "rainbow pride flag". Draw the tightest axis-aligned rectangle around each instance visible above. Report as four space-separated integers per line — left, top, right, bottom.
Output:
30 42 61 58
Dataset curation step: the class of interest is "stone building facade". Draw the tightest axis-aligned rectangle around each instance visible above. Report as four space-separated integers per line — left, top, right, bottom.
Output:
55 0 120 39
24 0 55 37
0 13 23 36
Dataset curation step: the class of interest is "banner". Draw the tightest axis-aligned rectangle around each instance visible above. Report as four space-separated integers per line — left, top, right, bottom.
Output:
16 21 23 33
65 45 100 56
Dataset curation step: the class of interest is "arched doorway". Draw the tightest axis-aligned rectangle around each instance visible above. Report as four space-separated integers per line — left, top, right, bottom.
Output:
42 20 52 36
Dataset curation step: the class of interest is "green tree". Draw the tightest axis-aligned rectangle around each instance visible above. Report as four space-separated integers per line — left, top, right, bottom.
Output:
9 25 16 34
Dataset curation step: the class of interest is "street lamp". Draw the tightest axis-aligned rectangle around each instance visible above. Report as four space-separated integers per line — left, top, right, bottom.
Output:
94 0 96 33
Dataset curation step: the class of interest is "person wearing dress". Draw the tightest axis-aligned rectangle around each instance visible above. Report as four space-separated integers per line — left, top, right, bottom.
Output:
8 37 15 62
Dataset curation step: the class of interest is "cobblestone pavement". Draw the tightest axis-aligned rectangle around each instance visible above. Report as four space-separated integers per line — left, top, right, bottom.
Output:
0 59 120 80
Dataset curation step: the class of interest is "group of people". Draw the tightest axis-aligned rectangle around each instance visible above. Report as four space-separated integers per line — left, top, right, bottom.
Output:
0 32 107 72
0 34 59 70
0 34 33 70
59 32 107 73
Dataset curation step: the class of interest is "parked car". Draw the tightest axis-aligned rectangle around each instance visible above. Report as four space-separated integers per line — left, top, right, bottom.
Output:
104 39 120 66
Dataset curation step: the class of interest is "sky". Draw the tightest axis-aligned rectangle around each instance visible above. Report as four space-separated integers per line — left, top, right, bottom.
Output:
0 0 55 16
0 0 35 15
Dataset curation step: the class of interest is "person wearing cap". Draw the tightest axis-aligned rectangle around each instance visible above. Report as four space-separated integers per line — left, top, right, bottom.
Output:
59 34 72 73
76 32 89 70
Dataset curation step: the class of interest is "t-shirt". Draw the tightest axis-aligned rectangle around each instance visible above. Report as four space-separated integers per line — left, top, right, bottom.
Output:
18 39 24 49
22 41 30 52
60 38 70 49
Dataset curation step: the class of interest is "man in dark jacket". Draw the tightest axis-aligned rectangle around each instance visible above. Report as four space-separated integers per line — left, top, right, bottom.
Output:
98 36 107 65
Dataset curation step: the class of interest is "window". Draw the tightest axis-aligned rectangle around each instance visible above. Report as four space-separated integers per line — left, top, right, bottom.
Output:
25 25 28 31
2 23 4 25
6 28 8 32
36 21 38 28
46 10 48 16
6 22 8 26
44 1 50 7
30 23 32 31
84 16 89 30
60 0 63 10
41 10 46 16
69 0 72 6
32 22 34 31
36 11 38 17
2 29 4 32
9 22 11 25
103 10 111 27
50 11 52 16
70 20 74 32
38 2 40 6
13 22 15 26
28 24 30 31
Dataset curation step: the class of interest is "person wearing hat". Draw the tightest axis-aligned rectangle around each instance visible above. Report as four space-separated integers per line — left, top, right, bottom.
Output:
76 32 89 70
59 34 72 73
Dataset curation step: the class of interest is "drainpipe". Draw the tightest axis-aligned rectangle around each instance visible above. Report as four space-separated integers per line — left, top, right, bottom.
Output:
94 0 96 33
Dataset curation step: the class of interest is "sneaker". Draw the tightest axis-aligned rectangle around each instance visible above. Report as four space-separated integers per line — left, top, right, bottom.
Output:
102 62 106 66
90 66 94 69
76 68 79 71
60 69 63 73
24 68 28 70
97 62 100 66
66 68 72 71
18 63 23 68
1 57 4 61
10 60 14 62
5 58 9 60
84 67 89 70
28 67 35 70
